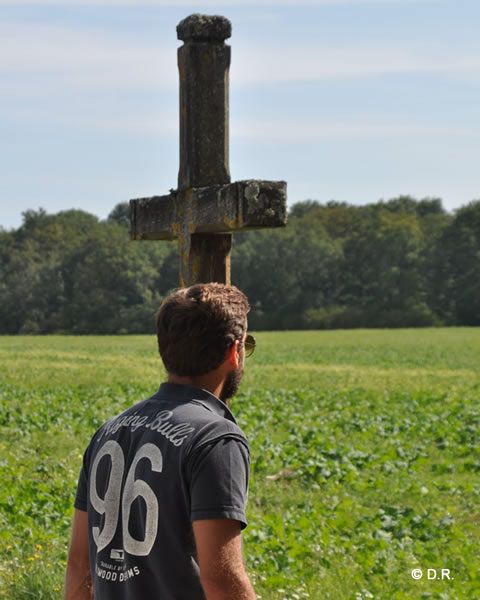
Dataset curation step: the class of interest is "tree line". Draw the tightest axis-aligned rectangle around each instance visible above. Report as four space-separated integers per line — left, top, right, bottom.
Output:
0 196 478 334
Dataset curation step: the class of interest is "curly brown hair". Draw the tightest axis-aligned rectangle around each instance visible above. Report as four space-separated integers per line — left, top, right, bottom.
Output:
156 283 250 376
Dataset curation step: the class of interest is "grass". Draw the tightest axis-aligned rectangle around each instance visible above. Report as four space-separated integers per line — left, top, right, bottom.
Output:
0 328 479 599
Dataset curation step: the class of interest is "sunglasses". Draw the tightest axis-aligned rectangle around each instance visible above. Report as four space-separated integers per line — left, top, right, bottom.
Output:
244 334 256 358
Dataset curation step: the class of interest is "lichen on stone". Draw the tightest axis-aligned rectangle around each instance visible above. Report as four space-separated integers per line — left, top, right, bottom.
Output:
177 14 232 42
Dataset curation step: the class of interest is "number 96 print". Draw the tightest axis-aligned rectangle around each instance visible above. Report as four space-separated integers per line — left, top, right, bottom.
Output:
90 441 163 556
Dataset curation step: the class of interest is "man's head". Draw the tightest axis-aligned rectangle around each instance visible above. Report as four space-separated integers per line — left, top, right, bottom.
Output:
156 283 250 402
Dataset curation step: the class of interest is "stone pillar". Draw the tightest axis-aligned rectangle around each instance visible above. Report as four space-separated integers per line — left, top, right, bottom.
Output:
176 14 233 285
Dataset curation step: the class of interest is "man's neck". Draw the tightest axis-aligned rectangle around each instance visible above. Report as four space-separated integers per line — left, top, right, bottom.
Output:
167 373 224 402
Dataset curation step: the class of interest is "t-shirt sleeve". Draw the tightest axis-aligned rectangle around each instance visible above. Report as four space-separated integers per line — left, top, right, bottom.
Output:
73 424 106 512
74 447 89 512
188 436 250 530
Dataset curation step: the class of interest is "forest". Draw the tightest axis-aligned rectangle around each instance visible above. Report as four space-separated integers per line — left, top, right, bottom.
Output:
0 196 479 333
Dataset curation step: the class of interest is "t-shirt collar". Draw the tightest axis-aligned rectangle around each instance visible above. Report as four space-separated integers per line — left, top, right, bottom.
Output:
156 382 238 423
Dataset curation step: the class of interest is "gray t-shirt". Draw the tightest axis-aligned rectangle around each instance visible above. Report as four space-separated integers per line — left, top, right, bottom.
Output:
74 382 250 600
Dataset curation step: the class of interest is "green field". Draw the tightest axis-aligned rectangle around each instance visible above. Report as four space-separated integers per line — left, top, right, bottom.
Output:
0 329 479 599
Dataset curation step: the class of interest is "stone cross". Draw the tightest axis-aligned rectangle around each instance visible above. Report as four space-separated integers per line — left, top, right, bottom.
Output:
130 13 287 286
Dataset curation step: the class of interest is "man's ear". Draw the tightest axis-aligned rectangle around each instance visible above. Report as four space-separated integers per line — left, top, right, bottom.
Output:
226 340 240 369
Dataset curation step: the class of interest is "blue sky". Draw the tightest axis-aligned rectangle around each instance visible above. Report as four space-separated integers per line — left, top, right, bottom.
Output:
1 0 479 229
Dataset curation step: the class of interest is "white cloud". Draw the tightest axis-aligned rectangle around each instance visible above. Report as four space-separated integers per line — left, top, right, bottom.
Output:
233 45 480 84
104 115 474 140
0 0 442 5
5 105 179 135
2 19 477 96
0 22 176 89
8 102 471 140
1 15 478 116
232 117 474 141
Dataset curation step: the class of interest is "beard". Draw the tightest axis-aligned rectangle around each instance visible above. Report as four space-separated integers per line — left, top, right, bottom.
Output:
219 365 244 405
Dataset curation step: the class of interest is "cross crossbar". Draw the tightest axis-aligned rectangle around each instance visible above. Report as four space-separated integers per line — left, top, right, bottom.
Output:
131 180 286 241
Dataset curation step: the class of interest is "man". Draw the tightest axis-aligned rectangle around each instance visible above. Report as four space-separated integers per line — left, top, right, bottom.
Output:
65 283 257 600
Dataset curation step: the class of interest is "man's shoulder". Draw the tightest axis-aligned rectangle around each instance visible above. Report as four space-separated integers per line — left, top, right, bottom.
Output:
157 383 249 446
190 410 247 443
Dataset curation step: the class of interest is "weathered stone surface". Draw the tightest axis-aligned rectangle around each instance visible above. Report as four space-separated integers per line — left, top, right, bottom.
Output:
130 180 287 241
183 234 232 287
177 14 231 42
242 180 287 227
177 30 230 188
